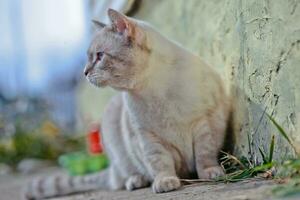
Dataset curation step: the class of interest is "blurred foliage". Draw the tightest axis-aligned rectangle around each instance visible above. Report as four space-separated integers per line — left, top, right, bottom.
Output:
0 120 85 167
0 95 85 167
277 158 300 178
272 178 300 198
272 158 300 197
0 96 49 134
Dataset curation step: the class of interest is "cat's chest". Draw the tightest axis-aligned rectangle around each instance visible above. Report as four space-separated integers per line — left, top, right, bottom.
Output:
124 93 197 132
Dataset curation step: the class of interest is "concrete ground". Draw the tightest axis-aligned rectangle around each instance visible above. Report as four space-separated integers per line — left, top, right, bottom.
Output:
0 167 296 200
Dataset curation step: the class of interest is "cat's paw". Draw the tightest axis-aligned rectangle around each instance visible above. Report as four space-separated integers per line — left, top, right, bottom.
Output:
152 175 181 193
199 166 225 179
125 175 150 191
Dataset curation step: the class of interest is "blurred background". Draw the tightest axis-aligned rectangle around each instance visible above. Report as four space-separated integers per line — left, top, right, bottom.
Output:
0 0 137 173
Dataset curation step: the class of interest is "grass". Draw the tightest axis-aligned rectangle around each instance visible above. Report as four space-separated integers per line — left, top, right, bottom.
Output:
267 114 297 153
217 148 275 183
181 152 274 184
216 116 279 184
258 134 275 165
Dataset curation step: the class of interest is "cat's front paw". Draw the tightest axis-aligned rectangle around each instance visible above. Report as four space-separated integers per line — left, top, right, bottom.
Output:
125 175 150 191
198 166 225 179
152 175 181 193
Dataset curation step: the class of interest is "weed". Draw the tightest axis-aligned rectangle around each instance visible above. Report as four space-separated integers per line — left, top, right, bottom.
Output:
267 115 300 197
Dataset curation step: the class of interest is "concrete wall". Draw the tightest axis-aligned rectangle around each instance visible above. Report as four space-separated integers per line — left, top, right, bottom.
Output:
134 0 300 161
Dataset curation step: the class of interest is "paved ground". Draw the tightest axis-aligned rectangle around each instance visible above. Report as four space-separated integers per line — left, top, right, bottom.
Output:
0 167 296 200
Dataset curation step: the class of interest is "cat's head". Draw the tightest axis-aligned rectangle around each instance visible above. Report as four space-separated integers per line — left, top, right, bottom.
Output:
84 9 151 90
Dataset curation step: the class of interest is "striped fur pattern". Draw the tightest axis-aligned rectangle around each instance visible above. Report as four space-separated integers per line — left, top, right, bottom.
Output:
23 9 231 199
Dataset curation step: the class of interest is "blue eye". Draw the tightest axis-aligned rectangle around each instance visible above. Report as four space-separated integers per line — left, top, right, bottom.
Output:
96 52 104 61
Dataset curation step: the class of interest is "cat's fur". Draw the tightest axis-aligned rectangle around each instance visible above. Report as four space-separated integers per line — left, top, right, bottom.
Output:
24 9 230 200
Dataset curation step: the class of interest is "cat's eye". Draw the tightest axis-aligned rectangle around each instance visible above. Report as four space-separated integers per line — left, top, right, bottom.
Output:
96 51 104 62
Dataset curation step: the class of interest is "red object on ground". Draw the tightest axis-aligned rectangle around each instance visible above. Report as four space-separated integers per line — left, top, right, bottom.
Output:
87 123 103 154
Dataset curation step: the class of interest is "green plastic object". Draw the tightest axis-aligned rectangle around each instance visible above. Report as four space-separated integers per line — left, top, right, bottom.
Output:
58 152 109 176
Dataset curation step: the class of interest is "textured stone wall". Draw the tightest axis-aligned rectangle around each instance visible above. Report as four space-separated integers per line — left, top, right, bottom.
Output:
134 0 300 161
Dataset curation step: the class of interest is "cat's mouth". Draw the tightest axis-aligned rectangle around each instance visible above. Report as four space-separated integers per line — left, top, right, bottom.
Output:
85 73 108 88
90 79 108 88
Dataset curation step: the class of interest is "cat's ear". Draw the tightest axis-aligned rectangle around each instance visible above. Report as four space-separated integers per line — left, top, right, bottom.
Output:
92 20 106 30
107 8 134 36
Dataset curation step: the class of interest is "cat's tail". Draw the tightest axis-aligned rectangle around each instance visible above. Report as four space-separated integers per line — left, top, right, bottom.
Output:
23 168 110 200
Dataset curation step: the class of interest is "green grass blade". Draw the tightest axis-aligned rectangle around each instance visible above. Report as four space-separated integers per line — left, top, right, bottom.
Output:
250 163 273 174
267 114 292 146
258 147 268 164
269 135 275 163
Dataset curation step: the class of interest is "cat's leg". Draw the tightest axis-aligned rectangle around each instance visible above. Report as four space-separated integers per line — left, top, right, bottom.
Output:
125 174 150 191
193 109 227 179
23 166 123 200
140 132 181 193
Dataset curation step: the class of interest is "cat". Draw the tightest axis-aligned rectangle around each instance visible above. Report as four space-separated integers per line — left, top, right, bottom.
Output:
24 8 230 200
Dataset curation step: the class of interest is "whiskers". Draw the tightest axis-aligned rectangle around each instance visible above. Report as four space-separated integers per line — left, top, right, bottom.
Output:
86 70 129 89
87 73 102 80
86 73 105 87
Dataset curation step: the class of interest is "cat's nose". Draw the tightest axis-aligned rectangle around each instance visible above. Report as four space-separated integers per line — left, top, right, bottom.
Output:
84 69 89 76
84 65 92 76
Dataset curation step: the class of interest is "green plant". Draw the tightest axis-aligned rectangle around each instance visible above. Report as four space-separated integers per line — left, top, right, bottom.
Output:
258 134 275 165
267 114 297 154
267 114 300 197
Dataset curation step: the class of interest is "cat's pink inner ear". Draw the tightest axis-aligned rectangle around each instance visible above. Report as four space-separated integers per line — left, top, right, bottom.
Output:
115 17 127 33
108 8 132 35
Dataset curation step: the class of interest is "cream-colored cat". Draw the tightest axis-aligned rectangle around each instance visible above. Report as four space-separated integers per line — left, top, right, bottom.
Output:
24 9 230 200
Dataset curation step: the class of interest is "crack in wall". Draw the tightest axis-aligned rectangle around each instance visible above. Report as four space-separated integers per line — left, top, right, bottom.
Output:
248 69 258 99
290 0 299 15
276 40 300 73
245 16 271 24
